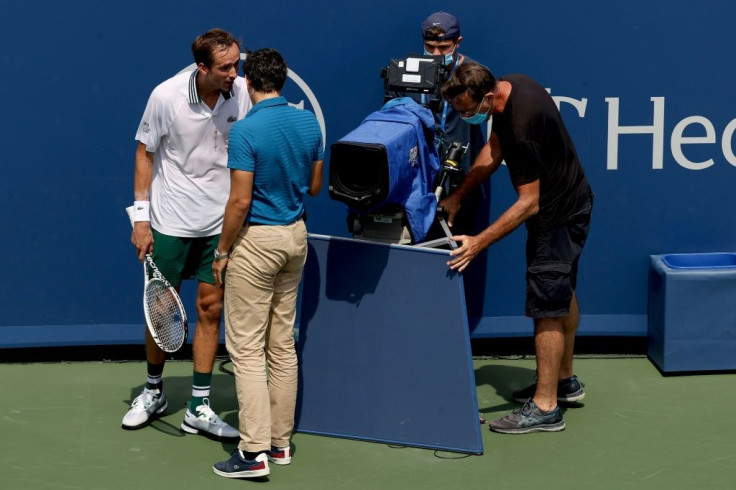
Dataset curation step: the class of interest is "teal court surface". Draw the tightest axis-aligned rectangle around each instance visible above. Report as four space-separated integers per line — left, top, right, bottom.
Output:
2 352 736 490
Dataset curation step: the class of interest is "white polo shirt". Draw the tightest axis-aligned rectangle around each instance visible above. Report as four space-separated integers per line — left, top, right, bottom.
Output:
135 70 252 237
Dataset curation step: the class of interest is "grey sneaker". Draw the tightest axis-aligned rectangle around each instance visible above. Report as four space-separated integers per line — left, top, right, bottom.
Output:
180 399 238 440
121 387 168 430
490 399 565 434
512 375 585 403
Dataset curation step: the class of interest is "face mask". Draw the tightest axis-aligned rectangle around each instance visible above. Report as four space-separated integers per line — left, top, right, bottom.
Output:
461 96 491 125
443 47 456 66
423 46 457 66
462 111 490 125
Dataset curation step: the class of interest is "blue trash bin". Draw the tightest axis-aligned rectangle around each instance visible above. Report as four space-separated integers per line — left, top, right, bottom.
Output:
648 253 736 373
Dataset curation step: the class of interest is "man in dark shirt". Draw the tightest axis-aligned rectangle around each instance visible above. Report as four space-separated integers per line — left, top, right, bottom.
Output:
420 12 486 179
420 12 489 235
440 61 593 434
419 12 490 318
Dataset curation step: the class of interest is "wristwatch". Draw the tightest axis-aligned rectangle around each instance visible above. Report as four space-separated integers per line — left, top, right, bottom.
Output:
213 249 229 261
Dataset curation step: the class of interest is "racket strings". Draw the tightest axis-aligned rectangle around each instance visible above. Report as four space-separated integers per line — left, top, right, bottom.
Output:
145 281 186 352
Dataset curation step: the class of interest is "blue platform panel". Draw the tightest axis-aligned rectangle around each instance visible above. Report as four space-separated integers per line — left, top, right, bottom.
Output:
295 235 482 454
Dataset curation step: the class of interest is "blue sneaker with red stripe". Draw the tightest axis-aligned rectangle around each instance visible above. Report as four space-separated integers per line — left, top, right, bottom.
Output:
213 450 269 479
267 445 292 465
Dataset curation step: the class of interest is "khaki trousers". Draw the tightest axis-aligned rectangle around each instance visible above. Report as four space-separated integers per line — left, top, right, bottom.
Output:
224 220 307 452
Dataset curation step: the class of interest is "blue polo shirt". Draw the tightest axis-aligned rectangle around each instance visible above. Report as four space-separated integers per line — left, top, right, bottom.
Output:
227 96 324 225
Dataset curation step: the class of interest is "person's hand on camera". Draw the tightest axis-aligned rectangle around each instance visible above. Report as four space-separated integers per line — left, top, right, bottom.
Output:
439 195 461 227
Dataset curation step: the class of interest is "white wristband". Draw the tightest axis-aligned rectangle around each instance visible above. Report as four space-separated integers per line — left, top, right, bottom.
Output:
133 201 150 222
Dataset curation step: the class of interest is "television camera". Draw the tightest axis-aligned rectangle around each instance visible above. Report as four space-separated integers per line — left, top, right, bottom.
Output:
328 54 467 247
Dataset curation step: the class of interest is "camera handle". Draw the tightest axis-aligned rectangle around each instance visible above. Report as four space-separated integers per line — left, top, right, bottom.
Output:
432 174 458 250
416 142 467 250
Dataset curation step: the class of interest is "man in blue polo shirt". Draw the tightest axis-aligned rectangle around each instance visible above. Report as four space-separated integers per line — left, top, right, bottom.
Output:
211 48 324 479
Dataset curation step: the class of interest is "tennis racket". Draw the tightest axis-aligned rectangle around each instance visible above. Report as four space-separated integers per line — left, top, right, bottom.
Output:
126 206 188 353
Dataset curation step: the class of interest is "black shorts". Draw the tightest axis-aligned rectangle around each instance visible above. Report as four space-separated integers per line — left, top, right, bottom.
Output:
525 195 593 318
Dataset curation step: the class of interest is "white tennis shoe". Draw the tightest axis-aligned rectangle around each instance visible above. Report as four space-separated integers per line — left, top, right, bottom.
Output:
181 400 238 440
122 387 168 430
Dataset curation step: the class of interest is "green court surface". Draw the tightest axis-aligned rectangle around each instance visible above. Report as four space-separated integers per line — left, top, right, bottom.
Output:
1 357 735 489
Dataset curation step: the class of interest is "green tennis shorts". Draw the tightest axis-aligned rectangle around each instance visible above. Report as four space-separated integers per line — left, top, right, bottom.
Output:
150 229 219 287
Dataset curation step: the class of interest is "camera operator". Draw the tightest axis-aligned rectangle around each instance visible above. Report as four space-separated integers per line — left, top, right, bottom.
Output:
420 11 488 237
440 62 593 435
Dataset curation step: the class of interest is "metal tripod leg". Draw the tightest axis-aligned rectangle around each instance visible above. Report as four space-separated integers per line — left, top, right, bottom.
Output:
415 179 460 249
414 216 458 250
437 217 458 250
